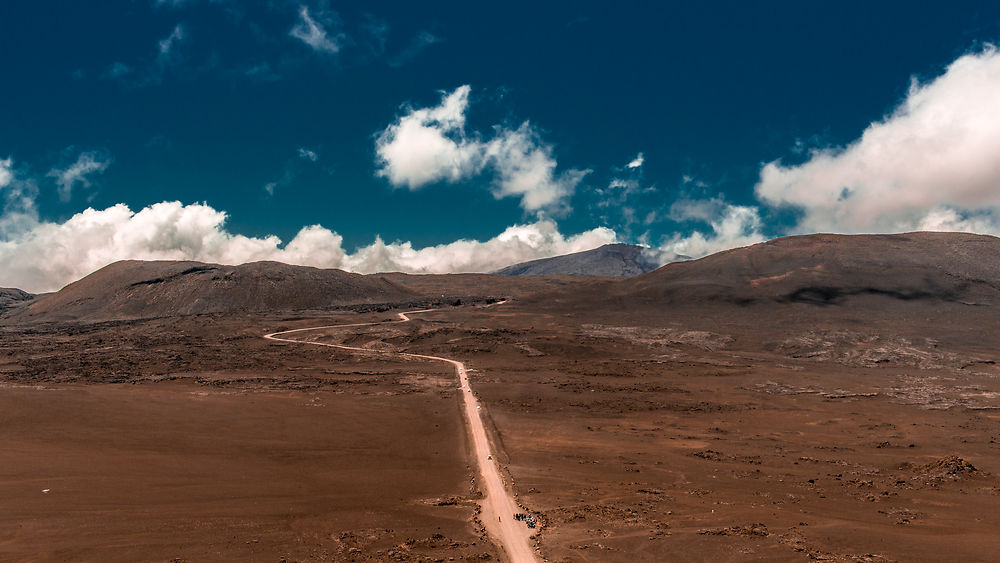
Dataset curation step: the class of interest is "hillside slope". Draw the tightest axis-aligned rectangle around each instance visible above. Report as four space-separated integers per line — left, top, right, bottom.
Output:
622 232 1000 306
494 244 674 277
521 232 1000 317
18 261 419 321
0 288 34 313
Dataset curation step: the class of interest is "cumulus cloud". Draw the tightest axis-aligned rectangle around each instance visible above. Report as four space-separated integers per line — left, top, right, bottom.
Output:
626 153 644 169
341 219 616 275
0 196 617 292
375 85 483 187
756 45 1000 235
47 151 113 202
483 123 588 213
290 5 343 54
660 203 765 258
375 85 588 212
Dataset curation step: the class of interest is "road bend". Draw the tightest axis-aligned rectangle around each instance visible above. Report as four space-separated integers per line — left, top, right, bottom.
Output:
264 309 538 563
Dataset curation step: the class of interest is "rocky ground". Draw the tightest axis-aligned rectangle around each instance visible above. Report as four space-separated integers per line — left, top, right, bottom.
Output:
1 297 998 561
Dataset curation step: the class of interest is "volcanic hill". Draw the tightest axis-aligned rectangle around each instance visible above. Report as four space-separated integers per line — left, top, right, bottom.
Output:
17 260 419 322
493 243 673 277
560 232 1000 309
0 288 33 313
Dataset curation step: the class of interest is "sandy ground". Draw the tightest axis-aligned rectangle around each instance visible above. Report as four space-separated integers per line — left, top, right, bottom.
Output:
2 300 1000 561
265 311 537 561
0 312 498 562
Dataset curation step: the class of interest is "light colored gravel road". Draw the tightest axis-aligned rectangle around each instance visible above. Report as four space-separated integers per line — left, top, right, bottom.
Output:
264 309 538 563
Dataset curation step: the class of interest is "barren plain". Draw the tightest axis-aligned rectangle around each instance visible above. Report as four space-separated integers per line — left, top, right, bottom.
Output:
1 233 999 562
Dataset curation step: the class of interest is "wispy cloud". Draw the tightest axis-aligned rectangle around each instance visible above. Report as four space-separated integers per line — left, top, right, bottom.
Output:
103 61 132 79
263 147 321 197
389 30 441 67
375 85 589 214
243 62 280 81
153 0 192 8
290 5 343 54
297 147 319 162
360 14 389 56
102 23 188 85
0 158 40 239
157 24 186 64
46 150 113 202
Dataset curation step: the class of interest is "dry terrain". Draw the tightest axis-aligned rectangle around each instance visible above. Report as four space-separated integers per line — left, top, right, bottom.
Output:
1 232 999 561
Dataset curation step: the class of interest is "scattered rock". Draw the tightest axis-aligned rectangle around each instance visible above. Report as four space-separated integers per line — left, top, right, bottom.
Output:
699 523 769 537
916 455 978 476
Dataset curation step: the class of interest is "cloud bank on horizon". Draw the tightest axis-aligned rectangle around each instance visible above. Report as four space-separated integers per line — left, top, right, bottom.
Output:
0 163 617 292
3 46 1000 293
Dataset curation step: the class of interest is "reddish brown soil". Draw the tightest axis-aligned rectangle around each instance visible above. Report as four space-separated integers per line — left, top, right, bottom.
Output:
0 312 499 562
2 233 999 561
3 300 999 562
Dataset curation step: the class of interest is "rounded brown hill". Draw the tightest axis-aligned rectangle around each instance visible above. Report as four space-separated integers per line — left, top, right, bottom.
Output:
492 243 672 277
21 260 418 321
533 232 1000 309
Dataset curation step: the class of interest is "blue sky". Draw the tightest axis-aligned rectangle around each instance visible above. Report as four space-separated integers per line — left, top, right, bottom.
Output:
2 1 1000 291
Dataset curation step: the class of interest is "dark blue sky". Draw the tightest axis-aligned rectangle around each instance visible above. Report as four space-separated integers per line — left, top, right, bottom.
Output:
2 1 1000 281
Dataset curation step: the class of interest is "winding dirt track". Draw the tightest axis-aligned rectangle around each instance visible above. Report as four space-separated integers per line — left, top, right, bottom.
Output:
264 310 538 563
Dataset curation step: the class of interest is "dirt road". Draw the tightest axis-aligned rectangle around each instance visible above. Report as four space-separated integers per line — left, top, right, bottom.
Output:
265 310 538 563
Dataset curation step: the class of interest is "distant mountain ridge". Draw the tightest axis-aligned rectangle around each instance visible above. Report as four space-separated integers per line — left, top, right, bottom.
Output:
539 232 1000 310
494 244 681 277
16 260 419 322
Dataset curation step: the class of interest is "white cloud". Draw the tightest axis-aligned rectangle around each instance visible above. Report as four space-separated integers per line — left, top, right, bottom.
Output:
340 219 616 275
756 45 1000 236
659 203 765 258
484 123 588 213
0 159 40 242
290 5 343 54
263 147 320 197
0 158 12 190
158 24 185 61
0 197 618 293
669 196 727 223
375 85 483 188
375 85 588 212
297 147 319 162
626 152 644 168
47 151 113 202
